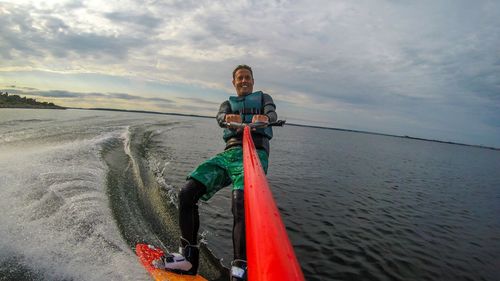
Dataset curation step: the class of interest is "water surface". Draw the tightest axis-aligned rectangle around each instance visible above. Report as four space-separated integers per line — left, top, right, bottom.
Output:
0 109 498 281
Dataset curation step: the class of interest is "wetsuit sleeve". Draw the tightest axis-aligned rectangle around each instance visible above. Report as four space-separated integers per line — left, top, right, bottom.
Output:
262 93 277 122
216 100 231 127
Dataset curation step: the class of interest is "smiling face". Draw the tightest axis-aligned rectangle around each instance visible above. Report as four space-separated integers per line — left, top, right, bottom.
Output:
232 68 254 96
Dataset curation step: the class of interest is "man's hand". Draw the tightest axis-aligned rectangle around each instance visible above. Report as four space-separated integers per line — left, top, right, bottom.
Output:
252 114 269 123
225 114 242 123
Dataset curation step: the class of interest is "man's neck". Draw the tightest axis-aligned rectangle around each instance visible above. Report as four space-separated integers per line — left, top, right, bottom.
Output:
237 91 252 97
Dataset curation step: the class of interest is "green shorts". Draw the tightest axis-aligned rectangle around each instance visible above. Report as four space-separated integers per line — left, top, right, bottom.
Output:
188 147 269 201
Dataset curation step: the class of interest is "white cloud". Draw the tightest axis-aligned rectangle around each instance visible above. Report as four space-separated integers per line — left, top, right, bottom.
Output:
0 0 499 146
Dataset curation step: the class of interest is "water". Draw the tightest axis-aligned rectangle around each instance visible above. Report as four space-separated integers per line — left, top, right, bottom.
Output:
0 108 499 281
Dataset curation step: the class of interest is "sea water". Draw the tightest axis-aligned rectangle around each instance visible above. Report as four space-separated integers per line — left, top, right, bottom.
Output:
0 109 499 281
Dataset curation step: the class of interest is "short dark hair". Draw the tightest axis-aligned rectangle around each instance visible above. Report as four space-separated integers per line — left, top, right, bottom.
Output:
232 64 253 79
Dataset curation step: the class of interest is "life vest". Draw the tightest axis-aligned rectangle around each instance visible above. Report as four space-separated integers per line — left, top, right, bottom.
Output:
223 91 273 142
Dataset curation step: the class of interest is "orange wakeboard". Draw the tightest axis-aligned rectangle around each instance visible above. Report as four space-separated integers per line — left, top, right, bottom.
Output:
135 243 207 281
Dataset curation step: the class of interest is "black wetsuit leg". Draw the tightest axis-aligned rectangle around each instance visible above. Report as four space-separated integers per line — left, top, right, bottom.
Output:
232 189 246 261
178 178 207 246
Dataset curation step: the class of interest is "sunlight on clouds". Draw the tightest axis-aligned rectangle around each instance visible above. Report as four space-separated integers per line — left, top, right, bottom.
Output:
158 45 263 62
0 0 499 146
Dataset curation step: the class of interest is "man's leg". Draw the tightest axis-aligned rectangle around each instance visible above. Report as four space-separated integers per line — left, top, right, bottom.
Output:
153 178 206 274
231 189 247 281
177 178 207 274
232 189 246 260
179 178 207 246
229 149 267 280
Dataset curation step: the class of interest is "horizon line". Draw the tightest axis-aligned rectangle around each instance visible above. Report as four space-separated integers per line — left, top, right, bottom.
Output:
66 106 499 151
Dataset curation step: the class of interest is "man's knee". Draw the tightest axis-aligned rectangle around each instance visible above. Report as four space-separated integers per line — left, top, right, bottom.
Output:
179 179 207 206
232 189 245 218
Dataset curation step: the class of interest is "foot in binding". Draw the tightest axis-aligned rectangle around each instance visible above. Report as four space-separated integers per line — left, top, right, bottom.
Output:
231 260 247 281
152 244 199 275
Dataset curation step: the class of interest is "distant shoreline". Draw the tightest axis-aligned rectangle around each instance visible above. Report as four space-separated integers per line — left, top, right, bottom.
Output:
62 106 498 151
0 104 66 109
0 92 65 110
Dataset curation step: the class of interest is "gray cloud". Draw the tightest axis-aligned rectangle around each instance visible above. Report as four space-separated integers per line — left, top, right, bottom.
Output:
0 3 146 61
107 93 173 104
177 97 219 106
104 11 163 29
1 0 499 146
1 87 173 105
37 90 85 98
2 85 22 90
0 89 24 95
56 33 139 59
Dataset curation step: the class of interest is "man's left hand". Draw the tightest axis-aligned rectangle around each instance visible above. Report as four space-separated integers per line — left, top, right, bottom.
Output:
252 115 269 123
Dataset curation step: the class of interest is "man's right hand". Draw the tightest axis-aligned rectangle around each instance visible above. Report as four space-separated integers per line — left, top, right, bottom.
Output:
225 114 242 123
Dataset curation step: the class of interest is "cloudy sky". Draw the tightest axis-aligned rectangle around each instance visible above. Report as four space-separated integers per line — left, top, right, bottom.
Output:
1 0 499 147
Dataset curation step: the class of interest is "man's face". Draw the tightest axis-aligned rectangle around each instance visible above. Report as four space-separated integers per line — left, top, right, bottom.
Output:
232 69 254 96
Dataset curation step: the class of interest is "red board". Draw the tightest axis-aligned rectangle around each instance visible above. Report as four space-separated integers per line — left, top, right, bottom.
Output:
135 243 207 281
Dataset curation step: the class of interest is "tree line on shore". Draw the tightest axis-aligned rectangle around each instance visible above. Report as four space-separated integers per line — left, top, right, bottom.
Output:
0 92 64 109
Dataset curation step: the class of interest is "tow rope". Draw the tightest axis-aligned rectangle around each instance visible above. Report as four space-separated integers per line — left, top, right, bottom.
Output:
242 126 305 281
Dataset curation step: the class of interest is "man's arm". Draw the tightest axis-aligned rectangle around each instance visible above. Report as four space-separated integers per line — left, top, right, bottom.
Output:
260 93 277 123
216 100 230 127
217 100 243 126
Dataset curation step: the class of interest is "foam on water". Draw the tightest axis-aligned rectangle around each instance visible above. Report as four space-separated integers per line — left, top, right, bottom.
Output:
0 113 149 280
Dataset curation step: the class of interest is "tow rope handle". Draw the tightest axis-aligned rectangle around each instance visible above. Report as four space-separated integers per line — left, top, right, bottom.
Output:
242 125 305 281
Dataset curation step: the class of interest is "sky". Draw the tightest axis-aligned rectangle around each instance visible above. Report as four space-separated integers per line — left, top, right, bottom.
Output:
0 0 499 148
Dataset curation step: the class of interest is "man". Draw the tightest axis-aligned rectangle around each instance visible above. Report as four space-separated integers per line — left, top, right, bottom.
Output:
153 65 277 281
